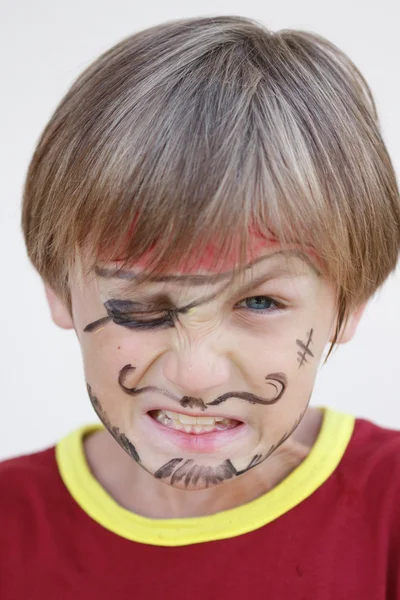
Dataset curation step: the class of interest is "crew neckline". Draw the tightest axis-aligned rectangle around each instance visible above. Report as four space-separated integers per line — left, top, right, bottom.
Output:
55 405 355 546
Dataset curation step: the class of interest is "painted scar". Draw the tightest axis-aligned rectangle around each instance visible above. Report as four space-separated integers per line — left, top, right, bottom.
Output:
86 383 140 464
154 406 307 487
296 328 314 368
118 364 287 407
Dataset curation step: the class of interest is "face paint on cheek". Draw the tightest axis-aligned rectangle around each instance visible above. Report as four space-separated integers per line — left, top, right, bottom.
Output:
118 364 137 393
296 328 315 368
119 365 208 410
263 373 287 402
118 364 183 404
207 372 288 407
86 383 141 464
84 315 112 333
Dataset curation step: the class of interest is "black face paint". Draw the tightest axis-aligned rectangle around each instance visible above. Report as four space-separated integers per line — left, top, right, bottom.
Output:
179 397 208 411
154 458 236 487
86 379 309 488
83 277 231 335
84 315 112 333
296 328 314 368
118 364 180 403
104 299 176 330
119 364 287 407
86 383 140 464
154 405 308 487
86 250 319 337
207 373 287 406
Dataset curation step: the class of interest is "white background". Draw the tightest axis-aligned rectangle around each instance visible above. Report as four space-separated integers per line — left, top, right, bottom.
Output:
1 0 399 460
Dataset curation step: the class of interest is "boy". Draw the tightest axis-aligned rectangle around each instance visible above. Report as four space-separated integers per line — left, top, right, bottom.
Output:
2 14 400 598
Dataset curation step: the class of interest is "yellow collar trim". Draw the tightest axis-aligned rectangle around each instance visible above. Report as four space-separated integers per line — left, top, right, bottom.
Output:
55 406 354 547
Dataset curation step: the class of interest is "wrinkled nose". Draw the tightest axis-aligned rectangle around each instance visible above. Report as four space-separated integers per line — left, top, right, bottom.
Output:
162 346 231 397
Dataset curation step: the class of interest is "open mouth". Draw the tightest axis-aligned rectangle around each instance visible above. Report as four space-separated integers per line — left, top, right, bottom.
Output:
148 409 241 435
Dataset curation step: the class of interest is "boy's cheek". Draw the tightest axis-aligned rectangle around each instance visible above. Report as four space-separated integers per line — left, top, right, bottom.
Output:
80 331 144 386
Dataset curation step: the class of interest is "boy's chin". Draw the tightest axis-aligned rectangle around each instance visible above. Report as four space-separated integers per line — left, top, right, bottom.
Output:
149 455 247 490
157 477 227 492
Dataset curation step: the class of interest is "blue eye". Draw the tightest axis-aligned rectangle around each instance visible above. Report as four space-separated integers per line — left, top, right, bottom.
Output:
236 296 285 314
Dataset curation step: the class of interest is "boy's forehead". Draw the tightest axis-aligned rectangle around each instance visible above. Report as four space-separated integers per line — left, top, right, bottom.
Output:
100 217 322 278
125 236 279 274
109 235 320 278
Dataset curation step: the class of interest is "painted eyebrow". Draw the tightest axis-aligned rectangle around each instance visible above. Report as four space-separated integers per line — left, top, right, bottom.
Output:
94 249 321 285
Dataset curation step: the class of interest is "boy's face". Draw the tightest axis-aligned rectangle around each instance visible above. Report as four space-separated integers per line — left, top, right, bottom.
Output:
46 243 365 490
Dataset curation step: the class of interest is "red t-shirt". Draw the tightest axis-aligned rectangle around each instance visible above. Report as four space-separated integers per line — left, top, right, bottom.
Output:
0 405 399 599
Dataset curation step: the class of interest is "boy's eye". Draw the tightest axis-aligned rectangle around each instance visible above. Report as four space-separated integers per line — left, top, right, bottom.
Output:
104 299 175 330
103 295 286 331
236 296 286 314
111 311 174 329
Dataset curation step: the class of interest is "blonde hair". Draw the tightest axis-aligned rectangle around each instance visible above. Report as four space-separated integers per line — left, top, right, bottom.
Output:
21 15 400 362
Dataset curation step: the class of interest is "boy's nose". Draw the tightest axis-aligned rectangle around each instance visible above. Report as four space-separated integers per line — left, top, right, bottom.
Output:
162 346 231 397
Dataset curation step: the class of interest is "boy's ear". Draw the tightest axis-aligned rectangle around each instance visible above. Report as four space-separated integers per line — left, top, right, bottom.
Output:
330 301 368 344
43 283 74 330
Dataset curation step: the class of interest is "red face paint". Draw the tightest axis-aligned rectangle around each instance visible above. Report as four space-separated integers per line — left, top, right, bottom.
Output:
110 219 321 274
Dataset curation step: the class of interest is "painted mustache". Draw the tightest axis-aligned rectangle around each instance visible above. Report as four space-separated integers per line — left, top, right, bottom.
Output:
118 364 287 409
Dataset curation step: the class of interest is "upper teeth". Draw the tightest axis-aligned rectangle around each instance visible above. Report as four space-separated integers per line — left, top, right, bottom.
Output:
164 410 225 425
